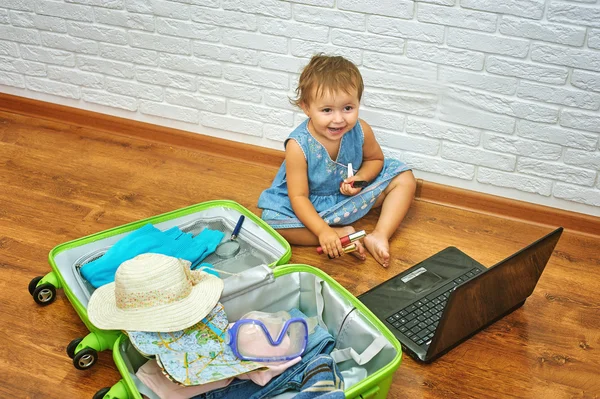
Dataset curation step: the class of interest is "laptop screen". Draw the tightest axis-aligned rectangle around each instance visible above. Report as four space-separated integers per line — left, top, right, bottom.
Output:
426 227 563 359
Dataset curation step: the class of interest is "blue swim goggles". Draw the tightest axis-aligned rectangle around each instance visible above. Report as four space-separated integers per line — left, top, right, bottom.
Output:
226 316 309 362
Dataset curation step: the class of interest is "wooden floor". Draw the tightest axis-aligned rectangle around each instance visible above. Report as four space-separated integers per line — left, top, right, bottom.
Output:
1 107 599 399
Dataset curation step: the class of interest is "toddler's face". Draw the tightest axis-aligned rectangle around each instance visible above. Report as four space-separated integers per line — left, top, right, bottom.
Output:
302 87 360 142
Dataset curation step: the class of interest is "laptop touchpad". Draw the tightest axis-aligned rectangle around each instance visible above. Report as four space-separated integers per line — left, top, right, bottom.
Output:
402 267 443 293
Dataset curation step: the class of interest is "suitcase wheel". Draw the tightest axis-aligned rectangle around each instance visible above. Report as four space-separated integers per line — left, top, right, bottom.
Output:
32 283 56 306
67 337 83 359
73 347 98 370
28 276 43 296
93 387 110 399
93 380 128 399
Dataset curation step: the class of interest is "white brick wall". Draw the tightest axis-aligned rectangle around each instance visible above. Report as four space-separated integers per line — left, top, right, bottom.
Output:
1 0 599 216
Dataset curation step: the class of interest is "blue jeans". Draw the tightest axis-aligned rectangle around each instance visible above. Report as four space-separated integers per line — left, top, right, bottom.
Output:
194 317 336 399
290 355 345 399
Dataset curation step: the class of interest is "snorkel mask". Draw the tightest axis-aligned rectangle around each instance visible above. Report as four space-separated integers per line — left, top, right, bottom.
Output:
226 311 309 362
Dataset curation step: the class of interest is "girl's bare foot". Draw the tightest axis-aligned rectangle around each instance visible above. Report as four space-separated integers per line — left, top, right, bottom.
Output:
364 231 390 267
350 239 367 261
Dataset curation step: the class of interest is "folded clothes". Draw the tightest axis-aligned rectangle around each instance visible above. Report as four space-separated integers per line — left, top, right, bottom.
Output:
293 355 344 399
135 357 302 399
81 224 224 288
238 357 302 386
136 359 233 399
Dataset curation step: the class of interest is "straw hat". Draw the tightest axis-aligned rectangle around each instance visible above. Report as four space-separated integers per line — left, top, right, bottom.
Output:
87 253 224 332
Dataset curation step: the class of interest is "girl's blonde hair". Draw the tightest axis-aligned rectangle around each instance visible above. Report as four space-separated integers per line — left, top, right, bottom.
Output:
291 54 364 108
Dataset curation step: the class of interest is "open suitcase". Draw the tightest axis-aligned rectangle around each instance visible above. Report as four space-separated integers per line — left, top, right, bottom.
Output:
101 264 402 399
29 200 402 398
28 200 292 371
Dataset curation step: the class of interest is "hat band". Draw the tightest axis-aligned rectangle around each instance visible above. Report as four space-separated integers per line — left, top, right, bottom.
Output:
116 280 193 310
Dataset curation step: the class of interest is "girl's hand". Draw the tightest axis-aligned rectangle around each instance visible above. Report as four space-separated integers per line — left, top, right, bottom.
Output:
340 177 363 196
318 227 344 258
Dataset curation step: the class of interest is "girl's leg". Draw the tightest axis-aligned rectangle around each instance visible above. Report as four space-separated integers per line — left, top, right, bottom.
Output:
276 226 366 260
364 171 416 267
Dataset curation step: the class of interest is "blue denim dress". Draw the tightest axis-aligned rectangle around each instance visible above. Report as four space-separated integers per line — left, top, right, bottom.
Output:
258 119 410 229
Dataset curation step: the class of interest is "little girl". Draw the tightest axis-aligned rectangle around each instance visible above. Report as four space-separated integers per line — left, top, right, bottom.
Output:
257 54 416 267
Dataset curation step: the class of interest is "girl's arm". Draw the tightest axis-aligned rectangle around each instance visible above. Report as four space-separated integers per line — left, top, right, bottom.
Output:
286 140 344 256
355 119 384 181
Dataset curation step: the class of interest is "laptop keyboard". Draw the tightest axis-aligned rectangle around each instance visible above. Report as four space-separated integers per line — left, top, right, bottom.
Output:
386 268 482 347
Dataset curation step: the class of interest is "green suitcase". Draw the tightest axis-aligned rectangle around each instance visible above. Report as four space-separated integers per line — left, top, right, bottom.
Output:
30 200 402 398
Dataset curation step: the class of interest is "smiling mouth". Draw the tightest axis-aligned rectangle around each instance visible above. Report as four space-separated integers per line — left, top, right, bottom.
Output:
328 127 345 134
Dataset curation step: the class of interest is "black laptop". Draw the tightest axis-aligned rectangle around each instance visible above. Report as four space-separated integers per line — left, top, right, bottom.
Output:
358 227 563 363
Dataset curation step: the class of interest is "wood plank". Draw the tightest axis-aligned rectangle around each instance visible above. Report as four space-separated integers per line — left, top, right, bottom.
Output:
0 93 285 168
417 180 600 237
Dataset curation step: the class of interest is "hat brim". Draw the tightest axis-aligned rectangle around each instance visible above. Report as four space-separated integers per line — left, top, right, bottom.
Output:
88 271 224 332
